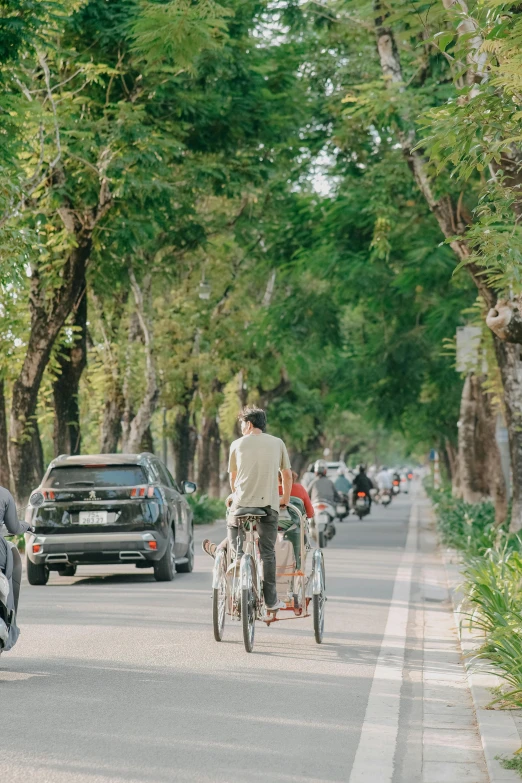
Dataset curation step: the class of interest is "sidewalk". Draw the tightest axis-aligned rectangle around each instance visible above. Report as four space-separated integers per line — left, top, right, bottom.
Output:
418 496 489 782
420 494 522 783
444 552 522 782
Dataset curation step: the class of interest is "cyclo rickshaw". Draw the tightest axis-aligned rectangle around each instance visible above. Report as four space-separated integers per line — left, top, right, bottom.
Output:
211 498 326 652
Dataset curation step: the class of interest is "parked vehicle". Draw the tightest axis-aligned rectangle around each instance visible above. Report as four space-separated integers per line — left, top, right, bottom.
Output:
354 492 371 520
312 499 336 548
26 453 196 585
325 460 348 479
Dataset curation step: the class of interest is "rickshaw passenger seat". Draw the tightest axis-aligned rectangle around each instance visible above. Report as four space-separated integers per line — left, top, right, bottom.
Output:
232 507 267 518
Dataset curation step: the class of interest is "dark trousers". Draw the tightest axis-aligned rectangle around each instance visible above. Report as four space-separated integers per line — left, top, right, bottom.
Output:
227 506 279 607
0 540 21 613
11 546 22 613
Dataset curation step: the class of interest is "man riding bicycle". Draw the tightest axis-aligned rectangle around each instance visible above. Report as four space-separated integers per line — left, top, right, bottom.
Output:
203 405 292 612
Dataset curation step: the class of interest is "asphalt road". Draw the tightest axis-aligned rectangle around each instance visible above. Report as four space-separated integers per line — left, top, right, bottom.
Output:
0 492 415 783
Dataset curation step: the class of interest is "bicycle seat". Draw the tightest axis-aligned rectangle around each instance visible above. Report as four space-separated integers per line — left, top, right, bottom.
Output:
232 507 267 518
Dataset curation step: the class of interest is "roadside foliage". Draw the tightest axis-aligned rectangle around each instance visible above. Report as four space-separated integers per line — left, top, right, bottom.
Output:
0 0 521 518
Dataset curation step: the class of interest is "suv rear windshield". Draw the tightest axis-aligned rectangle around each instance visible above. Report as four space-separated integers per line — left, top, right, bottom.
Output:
43 465 148 489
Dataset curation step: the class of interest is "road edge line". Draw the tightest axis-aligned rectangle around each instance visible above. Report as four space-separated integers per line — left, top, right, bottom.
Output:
348 499 418 783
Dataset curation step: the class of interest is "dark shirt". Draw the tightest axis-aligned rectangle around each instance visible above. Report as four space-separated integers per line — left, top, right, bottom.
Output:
352 473 373 495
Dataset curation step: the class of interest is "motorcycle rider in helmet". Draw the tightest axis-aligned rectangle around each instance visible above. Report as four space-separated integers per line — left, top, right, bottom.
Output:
352 464 374 510
308 460 341 505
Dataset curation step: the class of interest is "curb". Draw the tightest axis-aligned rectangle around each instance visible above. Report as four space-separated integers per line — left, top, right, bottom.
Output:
442 548 522 782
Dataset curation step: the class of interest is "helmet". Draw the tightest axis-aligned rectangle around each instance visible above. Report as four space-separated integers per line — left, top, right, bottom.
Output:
314 459 327 476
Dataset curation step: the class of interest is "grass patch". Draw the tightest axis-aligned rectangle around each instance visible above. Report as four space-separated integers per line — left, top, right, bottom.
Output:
498 754 522 775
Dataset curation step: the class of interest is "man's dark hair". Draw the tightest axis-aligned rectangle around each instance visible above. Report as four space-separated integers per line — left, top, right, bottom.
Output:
238 406 267 432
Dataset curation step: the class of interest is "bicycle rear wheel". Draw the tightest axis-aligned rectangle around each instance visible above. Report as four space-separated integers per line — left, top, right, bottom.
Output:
313 554 326 644
240 555 256 652
212 559 227 642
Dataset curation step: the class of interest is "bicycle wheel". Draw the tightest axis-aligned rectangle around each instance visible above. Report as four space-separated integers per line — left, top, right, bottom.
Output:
313 557 326 644
212 560 227 642
240 555 256 653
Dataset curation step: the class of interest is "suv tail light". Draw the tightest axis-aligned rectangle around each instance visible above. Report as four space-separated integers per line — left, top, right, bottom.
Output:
130 486 155 499
42 490 55 501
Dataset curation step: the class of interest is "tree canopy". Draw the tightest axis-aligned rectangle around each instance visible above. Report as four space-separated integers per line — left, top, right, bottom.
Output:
1 0 520 506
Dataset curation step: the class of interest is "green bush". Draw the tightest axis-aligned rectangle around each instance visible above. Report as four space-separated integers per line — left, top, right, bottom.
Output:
187 493 225 524
430 486 522 714
429 486 501 556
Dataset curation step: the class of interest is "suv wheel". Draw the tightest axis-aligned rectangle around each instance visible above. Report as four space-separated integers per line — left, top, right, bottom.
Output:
27 557 49 586
176 530 194 573
153 528 176 582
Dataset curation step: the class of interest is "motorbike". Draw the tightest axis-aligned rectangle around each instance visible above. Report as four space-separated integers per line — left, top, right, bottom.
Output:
335 492 350 521
354 491 371 520
379 488 392 507
312 499 336 548
392 478 400 495
0 491 43 656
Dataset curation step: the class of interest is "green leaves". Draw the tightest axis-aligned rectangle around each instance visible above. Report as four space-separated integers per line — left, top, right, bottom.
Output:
131 0 232 70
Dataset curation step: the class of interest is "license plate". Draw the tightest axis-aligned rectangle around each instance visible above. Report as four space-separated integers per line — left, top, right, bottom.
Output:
336 505 346 514
356 499 366 508
79 510 108 525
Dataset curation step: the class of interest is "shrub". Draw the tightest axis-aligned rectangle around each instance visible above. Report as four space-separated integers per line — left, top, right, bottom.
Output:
187 493 225 524
429 486 501 555
430 486 522 711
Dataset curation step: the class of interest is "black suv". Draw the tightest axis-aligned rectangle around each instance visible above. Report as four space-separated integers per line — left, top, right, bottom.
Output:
25 453 196 585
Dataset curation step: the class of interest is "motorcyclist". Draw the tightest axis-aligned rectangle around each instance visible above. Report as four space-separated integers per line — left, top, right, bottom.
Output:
334 467 352 495
0 486 32 650
352 464 374 509
307 460 341 505
376 465 392 491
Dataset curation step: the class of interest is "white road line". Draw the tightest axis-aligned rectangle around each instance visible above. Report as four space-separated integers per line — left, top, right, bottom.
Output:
348 501 418 783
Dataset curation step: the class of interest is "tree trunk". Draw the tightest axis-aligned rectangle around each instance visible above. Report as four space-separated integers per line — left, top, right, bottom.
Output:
172 407 195 484
121 271 159 453
458 373 507 521
197 415 221 496
0 378 10 489
445 438 461 497
53 292 87 456
100 393 123 453
494 339 522 531
289 450 308 478
221 436 231 496
31 421 45 489
9 240 91 501
92 289 126 454
140 425 154 454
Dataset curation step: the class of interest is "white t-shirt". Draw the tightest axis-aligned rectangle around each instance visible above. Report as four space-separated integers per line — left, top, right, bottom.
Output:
228 433 291 512
376 470 392 490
